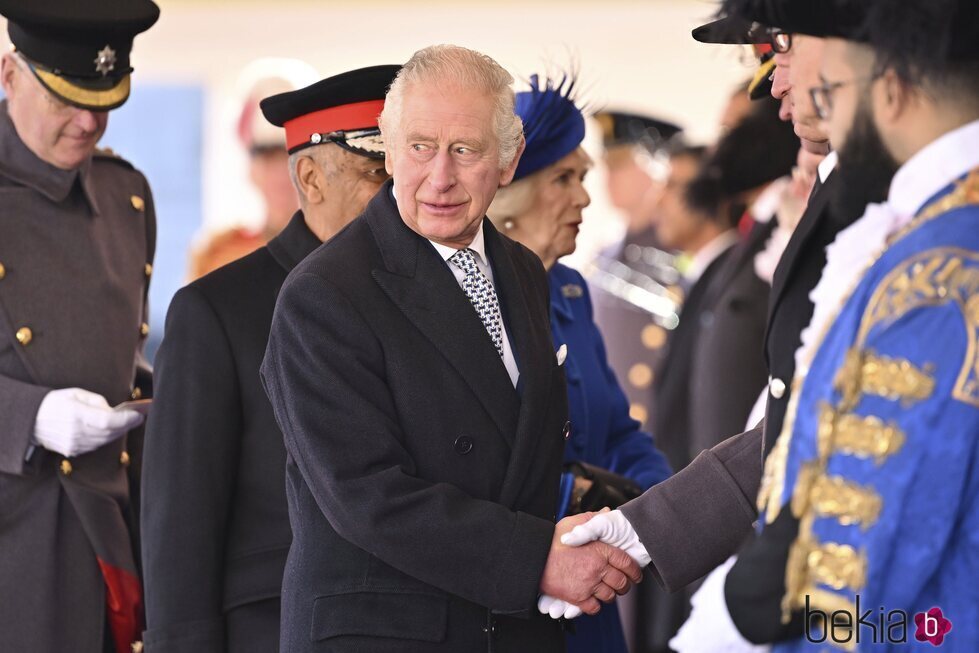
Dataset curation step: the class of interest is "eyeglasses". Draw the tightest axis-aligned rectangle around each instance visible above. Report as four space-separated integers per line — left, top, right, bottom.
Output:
769 30 792 54
809 76 875 120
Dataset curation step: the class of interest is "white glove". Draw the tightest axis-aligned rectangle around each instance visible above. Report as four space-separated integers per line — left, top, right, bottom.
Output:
669 556 771 653
561 509 651 566
33 388 144 458
537 594 583 620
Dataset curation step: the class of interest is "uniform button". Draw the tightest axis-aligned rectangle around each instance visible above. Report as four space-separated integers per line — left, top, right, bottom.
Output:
139 322 150 337
144 263 153 277
454 436 473 455
131 387 142 400
770 377 787 399
628 363 654 389
131 641 144 653
562 421 572 440
120 451 131 467
0 261 6 279
60 459 73 476
131 195 145 211
15 327 32 346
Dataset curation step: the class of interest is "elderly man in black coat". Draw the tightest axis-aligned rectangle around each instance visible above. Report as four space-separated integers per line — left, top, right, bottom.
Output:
261 44 642 653
140 65 401 653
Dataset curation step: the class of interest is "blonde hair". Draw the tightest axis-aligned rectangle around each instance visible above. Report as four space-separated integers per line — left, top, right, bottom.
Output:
379 44 524 168
487 174 539 229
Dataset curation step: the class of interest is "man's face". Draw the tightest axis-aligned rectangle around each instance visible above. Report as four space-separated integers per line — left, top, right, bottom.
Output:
386 82 521 248
1 54 108 170
653 153 705 251
771 35 829 149
249 147 300 233
604 145 658 217
316 145 391 224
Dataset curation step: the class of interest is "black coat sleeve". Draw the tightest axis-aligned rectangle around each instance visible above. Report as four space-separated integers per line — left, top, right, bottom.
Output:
141 284 243 652
260 271 554 613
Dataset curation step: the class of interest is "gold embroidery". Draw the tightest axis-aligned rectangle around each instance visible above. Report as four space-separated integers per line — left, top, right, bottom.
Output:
758 378 801 523
818 405 906 465
794 469 882 530
834 349 935 410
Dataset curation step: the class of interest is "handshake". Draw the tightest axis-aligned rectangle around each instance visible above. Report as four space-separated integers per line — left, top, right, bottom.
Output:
538 509 650 620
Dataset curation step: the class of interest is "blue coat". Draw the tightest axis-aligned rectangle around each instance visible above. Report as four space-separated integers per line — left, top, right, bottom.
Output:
548 263 672 653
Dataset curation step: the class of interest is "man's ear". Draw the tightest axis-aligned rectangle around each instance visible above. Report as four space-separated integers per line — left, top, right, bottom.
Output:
295 155 323 205
1 53 19 99
384 146 394 176
499 136 526 188
873 67 912 126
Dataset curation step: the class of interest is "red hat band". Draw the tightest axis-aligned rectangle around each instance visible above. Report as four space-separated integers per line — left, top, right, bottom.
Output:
284 99 385 152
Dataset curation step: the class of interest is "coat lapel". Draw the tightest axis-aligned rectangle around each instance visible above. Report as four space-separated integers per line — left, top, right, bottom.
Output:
366 186 521 445
267 210 322 273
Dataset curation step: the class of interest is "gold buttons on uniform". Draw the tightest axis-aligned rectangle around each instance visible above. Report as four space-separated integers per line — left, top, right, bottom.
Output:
131 641 144 653
641 324 667 350
770 377 787 399
131 387 142 400
144 263 153 277
120 451 131 467
628 363 654 389
60 460 73 476
0 262 6 279
15 327 32 346
131 195 145 211
629 403 648 426
139 322 150 337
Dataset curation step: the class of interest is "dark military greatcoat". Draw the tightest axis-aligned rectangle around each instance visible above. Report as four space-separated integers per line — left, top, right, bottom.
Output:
0 100 155 653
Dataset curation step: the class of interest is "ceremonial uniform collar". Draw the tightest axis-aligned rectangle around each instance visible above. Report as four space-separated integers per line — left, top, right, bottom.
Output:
0 99 101 213
889 118 979 216
267 210 322 272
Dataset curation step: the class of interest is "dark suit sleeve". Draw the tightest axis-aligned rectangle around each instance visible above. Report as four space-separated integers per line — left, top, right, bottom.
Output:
261 271 554 613
619 425 762 591
0 374 51 475
141 284 242 652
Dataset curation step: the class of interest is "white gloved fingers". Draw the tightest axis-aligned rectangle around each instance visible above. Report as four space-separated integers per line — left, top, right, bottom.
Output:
548 598 569 620
561 514 611 547
563 604 583 619
80 405 143 434
538 595 555 615
70 388 112 409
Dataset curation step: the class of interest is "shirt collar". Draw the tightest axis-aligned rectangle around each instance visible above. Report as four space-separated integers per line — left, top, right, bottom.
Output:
429 220 489 266
684 229 738 283
888 118 979 216
818 150 839 184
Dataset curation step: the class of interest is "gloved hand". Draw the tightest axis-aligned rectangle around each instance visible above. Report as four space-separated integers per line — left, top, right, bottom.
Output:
561 509 651 567
538 594 583 620
33 388 144 458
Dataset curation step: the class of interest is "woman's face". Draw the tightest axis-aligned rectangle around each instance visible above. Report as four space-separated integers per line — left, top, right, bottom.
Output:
508 147 592 267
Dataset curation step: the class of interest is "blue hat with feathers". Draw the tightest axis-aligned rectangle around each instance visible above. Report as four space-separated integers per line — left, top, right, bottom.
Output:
513 74 586 182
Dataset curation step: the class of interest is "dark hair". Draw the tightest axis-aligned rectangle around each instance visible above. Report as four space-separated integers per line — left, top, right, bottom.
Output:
684 96 799 225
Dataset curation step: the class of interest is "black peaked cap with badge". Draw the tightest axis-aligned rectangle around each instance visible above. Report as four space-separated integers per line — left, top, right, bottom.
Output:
0 0 160 111
260 64 401 159
719 0 869 40
594 110 683 153
692 14 777 100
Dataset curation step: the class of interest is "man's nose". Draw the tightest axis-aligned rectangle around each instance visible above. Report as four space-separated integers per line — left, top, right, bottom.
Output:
428 150 456 192
73 109 101 134
770 61 791 101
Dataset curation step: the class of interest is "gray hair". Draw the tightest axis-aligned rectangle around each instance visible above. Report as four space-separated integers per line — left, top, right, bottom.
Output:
379 44 524 168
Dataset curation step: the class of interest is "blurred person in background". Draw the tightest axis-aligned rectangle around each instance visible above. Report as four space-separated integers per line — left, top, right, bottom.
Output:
588 110 684 434
0 1 159 652
487 74 673 653
188 58 318 279
141 65 400 653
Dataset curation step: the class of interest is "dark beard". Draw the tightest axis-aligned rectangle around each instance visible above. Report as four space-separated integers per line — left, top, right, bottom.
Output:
830 101 902 226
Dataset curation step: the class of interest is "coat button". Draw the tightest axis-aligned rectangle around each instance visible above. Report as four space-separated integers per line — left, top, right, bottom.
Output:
15 327 32 346
0 262 6 279
562 421 572 440
60 460 73 476
770 377 786 399
139 322 150 337
131 387 142 400
454 436 473 455
120 451 131 467
131 195 145 211
144 263 153 277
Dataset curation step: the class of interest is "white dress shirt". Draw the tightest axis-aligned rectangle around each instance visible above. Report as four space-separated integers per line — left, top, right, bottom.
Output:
683 229 739 284
428 222 521 388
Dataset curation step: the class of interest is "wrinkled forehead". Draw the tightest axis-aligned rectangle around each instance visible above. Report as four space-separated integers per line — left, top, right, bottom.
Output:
400 82 498 143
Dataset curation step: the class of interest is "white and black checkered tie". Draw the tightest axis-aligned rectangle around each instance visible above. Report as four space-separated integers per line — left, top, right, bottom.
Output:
449 248 504 358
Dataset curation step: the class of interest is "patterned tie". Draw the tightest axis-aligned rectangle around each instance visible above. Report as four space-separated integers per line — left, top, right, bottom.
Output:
449 248 505 358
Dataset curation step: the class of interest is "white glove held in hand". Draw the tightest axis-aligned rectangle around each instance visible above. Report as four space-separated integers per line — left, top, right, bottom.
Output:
33 388 144 457
561 509 651 567
537 594 583 620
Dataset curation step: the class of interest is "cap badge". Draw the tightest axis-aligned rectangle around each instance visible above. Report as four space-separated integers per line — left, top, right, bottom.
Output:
94 46 117 77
